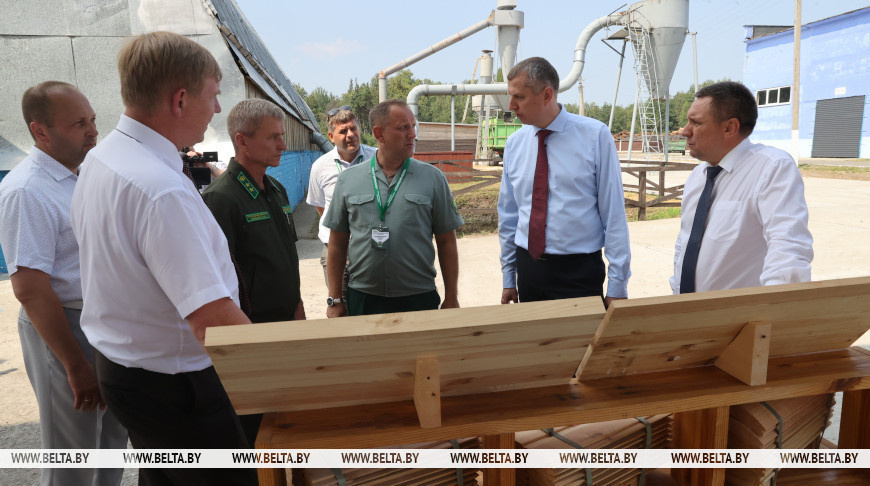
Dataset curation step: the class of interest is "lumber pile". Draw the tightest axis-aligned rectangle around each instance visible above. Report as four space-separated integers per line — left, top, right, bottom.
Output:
726 394 835 486
294 437 481 486
515 414 672 486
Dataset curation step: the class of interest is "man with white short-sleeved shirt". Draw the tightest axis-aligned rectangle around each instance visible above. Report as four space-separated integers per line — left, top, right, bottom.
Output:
0 81 127 486
307 106 376 289
71 32 256 485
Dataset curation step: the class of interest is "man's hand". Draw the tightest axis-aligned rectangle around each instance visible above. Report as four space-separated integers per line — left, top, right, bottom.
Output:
501 288 519 304
294 300 306 320
11 267 104 412
604 296 626 309
440 295 460 309
66 361 105 411
326 302 347 318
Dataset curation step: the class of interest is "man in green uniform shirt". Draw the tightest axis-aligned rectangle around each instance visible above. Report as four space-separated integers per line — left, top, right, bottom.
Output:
202 98 305 445
203 98 305 324
323 99 463 317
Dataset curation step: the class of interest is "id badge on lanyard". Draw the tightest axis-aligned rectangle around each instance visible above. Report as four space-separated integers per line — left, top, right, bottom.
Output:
370 156 409 250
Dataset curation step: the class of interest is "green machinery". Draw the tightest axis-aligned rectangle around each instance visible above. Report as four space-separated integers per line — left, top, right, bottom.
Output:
483 115 522 162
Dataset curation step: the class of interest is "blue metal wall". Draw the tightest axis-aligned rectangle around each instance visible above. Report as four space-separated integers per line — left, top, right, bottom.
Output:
265 150 321 210
744 8 870 157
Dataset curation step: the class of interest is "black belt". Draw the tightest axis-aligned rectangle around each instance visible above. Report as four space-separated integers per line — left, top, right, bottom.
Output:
519 247 601 262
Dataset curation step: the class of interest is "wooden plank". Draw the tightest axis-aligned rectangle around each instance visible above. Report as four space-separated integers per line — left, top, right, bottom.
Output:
483 433 516 486
714 321 770 385
255 413 286 486
257 348 870 449
577 278 870 381
414 356 441 428
206 297 604 414
839 388 870 448
671 406 728 486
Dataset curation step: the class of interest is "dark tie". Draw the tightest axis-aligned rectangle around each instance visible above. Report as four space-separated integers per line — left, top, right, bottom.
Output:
527 129 553 261
680 165 724 293
181 159 199 190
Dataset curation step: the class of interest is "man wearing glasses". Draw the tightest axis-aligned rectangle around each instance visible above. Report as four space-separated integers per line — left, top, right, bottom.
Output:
307 106 377 292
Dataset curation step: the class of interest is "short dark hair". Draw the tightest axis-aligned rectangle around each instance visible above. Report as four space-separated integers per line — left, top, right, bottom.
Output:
327 108 357 133
22 81 78 141
507 57 559 94
695 81 757 136
369 99 408 131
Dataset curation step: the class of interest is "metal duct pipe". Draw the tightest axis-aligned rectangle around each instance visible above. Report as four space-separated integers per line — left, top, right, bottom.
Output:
408 12 623 115
378 13 495 102
408 83 511 118
558 14 623 92
309 130 333 153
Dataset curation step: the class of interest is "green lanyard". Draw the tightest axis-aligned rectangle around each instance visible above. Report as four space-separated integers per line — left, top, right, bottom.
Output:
370 155 409 223
335 153 363 173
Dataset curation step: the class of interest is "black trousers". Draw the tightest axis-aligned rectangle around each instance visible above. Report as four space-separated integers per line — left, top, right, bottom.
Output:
94 351 257 486
516 247 605 303
346 287 441 316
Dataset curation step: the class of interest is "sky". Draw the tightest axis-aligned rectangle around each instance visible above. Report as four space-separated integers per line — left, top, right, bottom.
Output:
233 0 870 108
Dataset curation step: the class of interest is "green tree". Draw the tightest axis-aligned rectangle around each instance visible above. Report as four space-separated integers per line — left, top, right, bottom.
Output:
306 87 339 134
341 77 379 145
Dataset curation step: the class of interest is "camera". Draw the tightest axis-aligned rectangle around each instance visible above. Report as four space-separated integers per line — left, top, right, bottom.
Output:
182 151 218 165
181 150 218 188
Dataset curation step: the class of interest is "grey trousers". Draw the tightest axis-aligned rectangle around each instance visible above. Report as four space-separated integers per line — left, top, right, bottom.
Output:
19 307 128 486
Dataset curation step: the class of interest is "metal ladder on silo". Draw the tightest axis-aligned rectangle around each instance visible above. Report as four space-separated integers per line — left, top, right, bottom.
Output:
629 21 664 155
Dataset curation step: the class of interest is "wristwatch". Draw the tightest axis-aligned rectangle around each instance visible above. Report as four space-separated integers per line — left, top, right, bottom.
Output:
326 296 345 307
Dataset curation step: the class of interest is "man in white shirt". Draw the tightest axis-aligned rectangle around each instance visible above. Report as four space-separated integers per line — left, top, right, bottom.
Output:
71 32 256 485
672 81 813 294
307 107 376 290
0 81 127 486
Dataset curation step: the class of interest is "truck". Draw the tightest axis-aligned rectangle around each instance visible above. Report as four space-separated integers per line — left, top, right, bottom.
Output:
483 115 523 165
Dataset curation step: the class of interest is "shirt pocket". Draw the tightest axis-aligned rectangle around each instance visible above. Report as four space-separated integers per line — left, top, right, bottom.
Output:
401 194 432 230
705 200 743 242
347 193 376 227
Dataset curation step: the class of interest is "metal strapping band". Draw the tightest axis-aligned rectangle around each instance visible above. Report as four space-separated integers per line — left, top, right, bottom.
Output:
330 468 347 486
449 439 465 486
635 417 652 486
761 401 783 485
543 428 594 485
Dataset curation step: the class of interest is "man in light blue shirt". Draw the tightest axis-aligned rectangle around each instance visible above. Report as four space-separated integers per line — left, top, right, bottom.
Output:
498 57 630 308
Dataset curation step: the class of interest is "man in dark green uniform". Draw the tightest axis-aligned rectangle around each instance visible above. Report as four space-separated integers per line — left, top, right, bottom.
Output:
203 98 305 324
202 98 305 445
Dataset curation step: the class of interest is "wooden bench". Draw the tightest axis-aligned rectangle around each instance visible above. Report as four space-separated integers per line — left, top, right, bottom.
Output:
205 277 870 486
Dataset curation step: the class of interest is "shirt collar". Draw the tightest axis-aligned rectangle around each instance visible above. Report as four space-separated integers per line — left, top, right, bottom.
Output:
116 114 184 173
371 151 414 183
29 146 78 182
714 137 753 174
227 157 268 199
540 104 569 134
332 144 374 167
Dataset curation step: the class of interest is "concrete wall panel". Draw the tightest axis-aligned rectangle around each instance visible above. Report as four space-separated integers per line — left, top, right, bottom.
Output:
0 36 77 168
0 0 132 36
71 36 128 143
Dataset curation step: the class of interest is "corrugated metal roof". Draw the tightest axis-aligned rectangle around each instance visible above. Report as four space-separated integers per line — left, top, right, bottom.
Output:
204 0 320 133
745 6 870 43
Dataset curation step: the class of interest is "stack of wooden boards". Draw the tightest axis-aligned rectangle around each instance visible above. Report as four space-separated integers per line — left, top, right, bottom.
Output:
294 437 481 486
514 414 672 486
726 394 835 486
